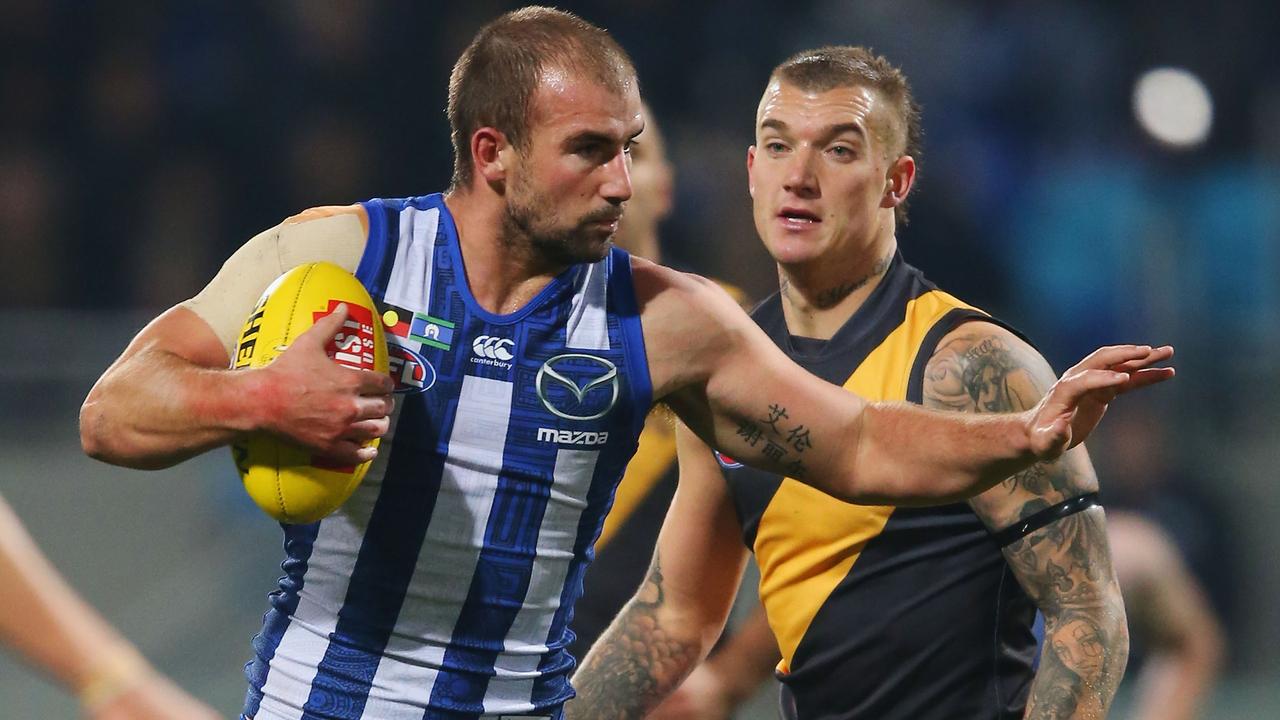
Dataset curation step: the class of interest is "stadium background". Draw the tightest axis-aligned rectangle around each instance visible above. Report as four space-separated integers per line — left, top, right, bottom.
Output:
1 1 1276 716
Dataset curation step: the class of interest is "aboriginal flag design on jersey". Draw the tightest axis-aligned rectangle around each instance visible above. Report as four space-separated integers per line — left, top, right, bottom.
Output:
722 254 1039 720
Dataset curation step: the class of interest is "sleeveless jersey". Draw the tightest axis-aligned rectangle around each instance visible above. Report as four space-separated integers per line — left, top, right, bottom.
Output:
721 254 1038 720
243 194 652 720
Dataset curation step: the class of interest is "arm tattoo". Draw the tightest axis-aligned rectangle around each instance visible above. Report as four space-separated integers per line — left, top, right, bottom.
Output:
923 327 1126 718
566 554 701 720
1006 508 1128 719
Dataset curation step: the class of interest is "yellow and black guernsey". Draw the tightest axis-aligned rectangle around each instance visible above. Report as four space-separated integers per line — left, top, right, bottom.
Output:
722 254 1038 720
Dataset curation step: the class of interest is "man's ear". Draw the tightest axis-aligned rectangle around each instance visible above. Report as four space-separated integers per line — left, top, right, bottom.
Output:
473 127 513 184
880 154 917 210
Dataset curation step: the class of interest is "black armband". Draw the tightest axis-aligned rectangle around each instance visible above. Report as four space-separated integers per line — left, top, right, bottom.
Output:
991 492 1100 547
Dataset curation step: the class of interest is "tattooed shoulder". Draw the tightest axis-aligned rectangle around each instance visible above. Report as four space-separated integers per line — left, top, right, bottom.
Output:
921 322 1054 415
921 321 1097 526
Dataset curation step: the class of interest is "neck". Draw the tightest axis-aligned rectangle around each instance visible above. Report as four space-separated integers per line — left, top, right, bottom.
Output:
613 225 662 262
778 239 897 340
444 189 564 315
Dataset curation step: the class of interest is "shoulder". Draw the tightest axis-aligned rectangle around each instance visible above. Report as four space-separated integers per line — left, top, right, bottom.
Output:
922 319 1055 414
273 204 370 274
281 203 370 232
631 257 749 326
630 257 760 400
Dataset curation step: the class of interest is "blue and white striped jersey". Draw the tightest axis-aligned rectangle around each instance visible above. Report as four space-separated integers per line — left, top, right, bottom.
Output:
243 194 652 720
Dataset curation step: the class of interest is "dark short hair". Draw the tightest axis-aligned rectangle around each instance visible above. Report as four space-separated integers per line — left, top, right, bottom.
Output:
771 46 922 225
448 6 635 189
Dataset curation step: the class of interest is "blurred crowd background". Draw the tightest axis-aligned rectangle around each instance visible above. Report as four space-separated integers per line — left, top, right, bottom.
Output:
1 1 1277 717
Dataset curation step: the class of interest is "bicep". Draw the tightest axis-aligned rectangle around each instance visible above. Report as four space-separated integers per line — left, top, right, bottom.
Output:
923 321 1098 528
638 265 864 498
660 313 864 493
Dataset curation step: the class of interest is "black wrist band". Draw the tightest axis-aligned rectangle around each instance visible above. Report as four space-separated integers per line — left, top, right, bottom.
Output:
991 492 1100 547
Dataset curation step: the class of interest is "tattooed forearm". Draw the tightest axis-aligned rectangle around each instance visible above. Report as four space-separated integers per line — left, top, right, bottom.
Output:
566 556 702 720
1007 508 1128 719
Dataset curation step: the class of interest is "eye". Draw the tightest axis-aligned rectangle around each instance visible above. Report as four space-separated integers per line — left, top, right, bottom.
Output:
829 145 855 159
765 141 788 154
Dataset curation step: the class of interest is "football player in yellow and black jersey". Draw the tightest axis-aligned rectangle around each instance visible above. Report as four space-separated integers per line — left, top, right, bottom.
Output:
569 47 1133 720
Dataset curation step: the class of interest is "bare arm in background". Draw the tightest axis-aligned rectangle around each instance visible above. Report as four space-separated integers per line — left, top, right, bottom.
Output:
922 323 1128 719
1109 513 1224 720
0 495 219 720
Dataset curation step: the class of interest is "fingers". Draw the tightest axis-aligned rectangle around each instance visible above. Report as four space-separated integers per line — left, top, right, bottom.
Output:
299 302 351 348
354 393 394 420
321 439 378 466
1115 366 1176 393
351 366 396 395
1108 345 1175 372
342 417 390 443
1052 368 1129 406
1071 344 1154 372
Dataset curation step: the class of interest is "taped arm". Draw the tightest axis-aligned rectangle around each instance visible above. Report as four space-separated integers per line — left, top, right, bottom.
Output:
567 422 749 720
80 207 373 469
921 322 1128 719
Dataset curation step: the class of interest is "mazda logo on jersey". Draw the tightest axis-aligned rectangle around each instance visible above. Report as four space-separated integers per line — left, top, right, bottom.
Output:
535 353 619 421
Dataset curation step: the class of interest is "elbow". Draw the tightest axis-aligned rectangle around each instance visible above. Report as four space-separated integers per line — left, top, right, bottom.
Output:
79 398 111 462
78 399 164 470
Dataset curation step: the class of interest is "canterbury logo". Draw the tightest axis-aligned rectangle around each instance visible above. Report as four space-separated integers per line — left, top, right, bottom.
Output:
472 335 514 361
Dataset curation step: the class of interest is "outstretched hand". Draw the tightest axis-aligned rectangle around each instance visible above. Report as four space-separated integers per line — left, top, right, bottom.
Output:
1027 344 1174 461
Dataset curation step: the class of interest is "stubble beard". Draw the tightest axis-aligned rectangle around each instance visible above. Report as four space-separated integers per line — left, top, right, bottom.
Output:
502 179 616 267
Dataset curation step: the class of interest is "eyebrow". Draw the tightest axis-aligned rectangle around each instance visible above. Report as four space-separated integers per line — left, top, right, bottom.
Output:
564 130 621 147
759 118 866 142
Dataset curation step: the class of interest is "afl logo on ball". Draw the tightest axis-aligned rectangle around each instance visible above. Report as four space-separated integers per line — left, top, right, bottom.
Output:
388 344 435 394
535 353 619 421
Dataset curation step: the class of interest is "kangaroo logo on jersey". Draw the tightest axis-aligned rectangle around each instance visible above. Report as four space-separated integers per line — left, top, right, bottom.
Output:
536 353 619 421
388 343 436 393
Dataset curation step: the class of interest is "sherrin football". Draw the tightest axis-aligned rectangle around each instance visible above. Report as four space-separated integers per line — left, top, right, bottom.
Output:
230 262 389 524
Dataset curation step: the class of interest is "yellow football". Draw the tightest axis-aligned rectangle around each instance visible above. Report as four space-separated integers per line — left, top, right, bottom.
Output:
230 262 389 524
